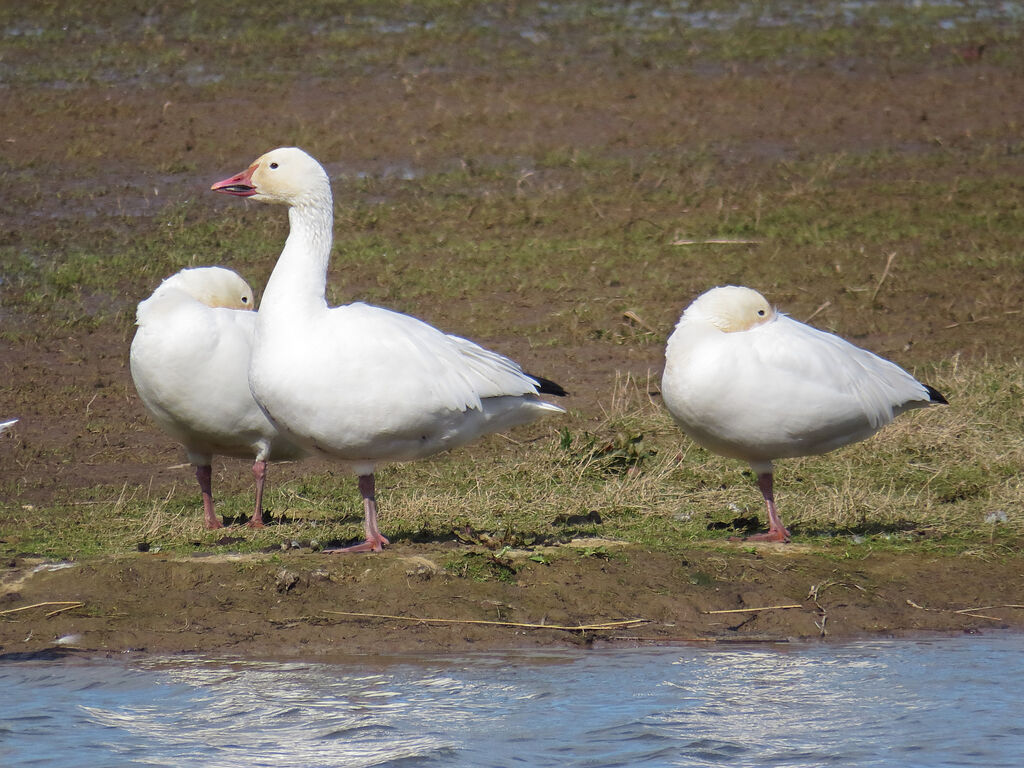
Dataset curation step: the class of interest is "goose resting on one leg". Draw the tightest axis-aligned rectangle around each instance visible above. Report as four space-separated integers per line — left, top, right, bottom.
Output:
661 285 947 543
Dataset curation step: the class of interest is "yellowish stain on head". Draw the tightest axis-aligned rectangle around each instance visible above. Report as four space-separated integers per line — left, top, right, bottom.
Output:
687 285 776 333
162 267 256 311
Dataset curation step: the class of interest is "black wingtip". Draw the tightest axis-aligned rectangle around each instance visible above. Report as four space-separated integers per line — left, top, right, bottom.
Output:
925 384 948 405
529 374 569 397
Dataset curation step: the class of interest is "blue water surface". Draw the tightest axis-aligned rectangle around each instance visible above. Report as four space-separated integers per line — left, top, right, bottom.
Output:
2 633 1022 767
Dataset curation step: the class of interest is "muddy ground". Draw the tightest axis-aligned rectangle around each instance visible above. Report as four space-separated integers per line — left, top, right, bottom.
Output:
2 6 1024 658
4 541 1024 660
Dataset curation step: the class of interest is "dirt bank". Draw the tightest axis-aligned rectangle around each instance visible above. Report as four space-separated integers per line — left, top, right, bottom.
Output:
3 542 1021 660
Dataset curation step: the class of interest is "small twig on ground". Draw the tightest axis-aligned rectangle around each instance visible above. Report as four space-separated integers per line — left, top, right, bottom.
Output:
809 581 831 601
671 237 761 246
0 601 85 617
870 250 898 304
611 635 790 644
622 310 656 333
954 604 1024 613
907 599 1019 622
815 613 828 637
944 309 1020 329
45 604 84 618
954 603 1024 621
808 581 835 637
322 610 648 633
705 604 803 615
803 300 832 325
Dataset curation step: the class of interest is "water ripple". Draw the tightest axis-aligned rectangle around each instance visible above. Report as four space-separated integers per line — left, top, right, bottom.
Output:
3 635 1024 767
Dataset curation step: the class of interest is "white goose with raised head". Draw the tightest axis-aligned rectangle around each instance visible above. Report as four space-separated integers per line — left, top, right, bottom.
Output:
212 147 566 552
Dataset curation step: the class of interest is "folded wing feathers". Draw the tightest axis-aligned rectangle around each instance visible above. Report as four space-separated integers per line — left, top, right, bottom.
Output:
772 315 935 430
351 304 549 413
444 333 550 402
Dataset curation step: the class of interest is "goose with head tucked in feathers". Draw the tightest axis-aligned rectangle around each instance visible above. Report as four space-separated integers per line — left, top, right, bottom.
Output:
211 147 566 553
130 267 304 529
661 285 947 542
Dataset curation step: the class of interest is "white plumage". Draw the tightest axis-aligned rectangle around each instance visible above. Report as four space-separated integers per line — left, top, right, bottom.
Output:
0 419 17 435
211 147 565 552
129 267 303 529
662 285 946 542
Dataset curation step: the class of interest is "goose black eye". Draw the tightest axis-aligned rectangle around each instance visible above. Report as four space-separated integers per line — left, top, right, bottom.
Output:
757 309 766 316
242 296 249 303
269 162 279 169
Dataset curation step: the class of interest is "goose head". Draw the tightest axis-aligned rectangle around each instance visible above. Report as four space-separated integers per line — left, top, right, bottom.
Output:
211 147 330 207
683 285 776 333
157 266 255 310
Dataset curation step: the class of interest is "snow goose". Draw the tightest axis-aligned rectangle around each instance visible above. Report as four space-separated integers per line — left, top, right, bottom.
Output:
211 147 566 552
130 267 304 529
662 285 947 542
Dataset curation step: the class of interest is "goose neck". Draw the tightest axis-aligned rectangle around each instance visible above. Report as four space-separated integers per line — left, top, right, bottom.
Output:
261 197 334 312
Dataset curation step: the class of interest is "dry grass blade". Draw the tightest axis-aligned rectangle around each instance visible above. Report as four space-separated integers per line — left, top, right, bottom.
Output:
0 601 85 617
944 309 1022 329
323 610 648 632
671 237 762 245
953 604 1024 613
611 634 790 644
803 299 832 324
953 603 1024 620
622 310 656 333
870 250 898 304
705 604 804 614
907 599 1016 621
45 604 84 618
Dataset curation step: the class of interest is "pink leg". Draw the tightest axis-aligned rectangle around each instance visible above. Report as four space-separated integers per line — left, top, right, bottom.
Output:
195 464 223 530
323 474 391 553
745 472 791 543
248 459 267 528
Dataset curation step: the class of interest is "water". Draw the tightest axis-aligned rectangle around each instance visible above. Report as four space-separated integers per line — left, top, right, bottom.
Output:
2 633 1023 767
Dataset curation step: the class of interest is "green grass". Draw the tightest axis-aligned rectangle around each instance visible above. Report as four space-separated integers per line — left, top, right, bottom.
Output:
8 144 1021 343
3 359 1022 561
